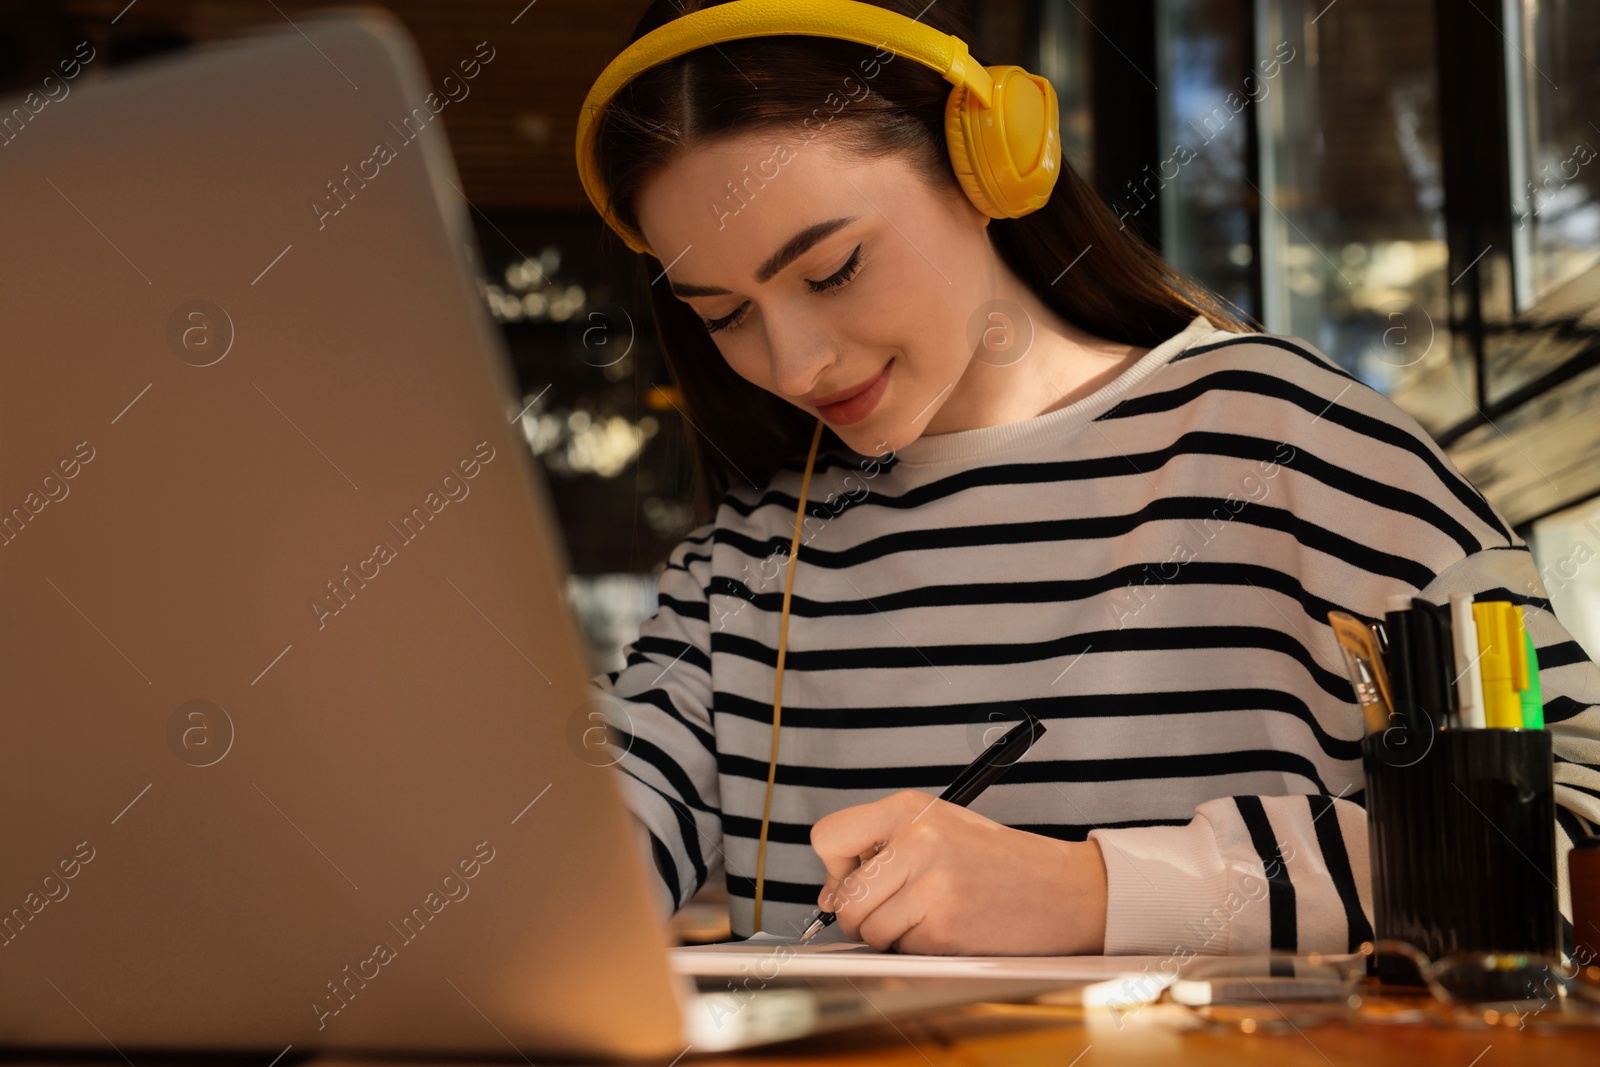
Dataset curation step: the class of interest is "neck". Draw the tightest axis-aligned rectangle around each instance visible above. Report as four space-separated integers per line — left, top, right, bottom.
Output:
923 263 1148 436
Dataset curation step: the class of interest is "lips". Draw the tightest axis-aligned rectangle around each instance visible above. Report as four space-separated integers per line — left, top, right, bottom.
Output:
812 360 892 425
812 367 884 406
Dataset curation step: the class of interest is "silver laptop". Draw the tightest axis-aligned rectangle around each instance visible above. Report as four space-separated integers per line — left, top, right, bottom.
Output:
0 9 1072 1058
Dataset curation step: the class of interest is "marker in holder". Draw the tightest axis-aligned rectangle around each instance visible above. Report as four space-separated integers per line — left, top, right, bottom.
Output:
1362 727 1558 984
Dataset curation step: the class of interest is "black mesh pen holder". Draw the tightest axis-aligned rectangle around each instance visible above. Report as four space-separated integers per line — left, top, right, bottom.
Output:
1362 728 1558 985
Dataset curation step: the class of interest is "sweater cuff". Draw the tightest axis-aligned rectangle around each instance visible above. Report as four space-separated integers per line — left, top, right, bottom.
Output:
1089 821 1233 956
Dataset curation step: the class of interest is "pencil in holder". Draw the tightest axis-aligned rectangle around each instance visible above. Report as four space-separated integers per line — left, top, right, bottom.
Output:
1362 727 1558 983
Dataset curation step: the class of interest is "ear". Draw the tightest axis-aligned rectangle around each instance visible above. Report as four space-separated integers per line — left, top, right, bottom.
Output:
947 180 994 231
962 189 995 231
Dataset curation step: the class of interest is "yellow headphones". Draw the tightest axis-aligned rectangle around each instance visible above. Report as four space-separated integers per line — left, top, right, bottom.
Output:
574 0 1063 260
576 0 1062 930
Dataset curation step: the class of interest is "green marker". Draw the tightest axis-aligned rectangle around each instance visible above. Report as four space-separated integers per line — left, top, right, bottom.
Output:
1522 630 1544 729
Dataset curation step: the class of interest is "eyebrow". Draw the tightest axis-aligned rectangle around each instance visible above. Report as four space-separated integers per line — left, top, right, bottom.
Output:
667 216 859 297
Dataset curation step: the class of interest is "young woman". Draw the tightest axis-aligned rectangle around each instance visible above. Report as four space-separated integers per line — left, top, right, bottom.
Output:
580 0 1600 957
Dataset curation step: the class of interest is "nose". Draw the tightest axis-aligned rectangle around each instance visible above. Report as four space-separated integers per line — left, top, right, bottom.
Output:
764 308 836 400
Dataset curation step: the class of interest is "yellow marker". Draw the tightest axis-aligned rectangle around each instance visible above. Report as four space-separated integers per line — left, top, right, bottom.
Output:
1473 601 1530 728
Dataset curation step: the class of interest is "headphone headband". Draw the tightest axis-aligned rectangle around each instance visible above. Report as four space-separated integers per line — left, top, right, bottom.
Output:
575 0 1002 257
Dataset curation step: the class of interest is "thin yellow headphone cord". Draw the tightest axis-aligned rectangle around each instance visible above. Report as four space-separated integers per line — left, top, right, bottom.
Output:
751 418 825 932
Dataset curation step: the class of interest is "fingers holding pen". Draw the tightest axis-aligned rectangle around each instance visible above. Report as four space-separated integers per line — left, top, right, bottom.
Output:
811 790 939 942
817 841 907 941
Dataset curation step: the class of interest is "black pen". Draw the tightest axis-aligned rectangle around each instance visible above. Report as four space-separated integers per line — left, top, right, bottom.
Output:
1409 597 1459 730
793 709 1048 945
1383 596 1423 732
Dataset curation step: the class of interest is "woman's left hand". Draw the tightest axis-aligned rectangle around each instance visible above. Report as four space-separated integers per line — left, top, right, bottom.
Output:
810 789 1108 955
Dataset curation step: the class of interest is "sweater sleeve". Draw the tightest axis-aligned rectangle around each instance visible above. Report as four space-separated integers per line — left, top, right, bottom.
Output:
1089 543 1600 957
588 522 723 919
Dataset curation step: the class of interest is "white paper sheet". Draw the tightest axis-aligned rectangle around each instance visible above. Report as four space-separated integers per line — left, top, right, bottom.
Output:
671 930 1181 990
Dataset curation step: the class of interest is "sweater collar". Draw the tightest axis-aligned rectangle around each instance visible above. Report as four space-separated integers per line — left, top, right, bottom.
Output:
870 313 1218 467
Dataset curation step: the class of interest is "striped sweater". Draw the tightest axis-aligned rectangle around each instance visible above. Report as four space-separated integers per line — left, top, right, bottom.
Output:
592 313 1600 956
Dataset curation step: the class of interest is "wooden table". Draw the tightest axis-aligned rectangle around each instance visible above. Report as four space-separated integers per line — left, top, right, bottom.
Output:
6 992 1596 1065
655 992 1600 1066
656 895 1599 1062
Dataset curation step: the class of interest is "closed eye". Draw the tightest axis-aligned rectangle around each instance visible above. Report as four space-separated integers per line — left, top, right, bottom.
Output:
703 244 865 335
805 243 864 294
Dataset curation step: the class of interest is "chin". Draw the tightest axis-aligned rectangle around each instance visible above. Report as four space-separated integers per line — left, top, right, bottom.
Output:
834 421 920 460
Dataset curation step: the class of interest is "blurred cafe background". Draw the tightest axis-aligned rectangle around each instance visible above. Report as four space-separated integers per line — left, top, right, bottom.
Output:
6 0 1597 940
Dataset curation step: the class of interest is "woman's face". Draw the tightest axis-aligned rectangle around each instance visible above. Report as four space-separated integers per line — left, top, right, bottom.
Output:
635 131 1000 457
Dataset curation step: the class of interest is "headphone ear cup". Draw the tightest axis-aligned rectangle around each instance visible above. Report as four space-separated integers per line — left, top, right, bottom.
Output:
943 82 1000 217
943 65 1062 219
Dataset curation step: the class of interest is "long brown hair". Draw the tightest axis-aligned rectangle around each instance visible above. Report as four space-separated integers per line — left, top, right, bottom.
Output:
594 0 1259 515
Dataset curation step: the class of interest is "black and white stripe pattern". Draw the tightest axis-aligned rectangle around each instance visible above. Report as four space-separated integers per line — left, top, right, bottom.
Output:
594 314 1600 955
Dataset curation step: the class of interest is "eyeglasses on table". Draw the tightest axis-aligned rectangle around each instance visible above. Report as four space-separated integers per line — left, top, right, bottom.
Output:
1151 939 1600 1034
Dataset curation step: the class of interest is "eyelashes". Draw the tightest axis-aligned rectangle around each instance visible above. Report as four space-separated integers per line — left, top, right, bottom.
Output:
703 244 865 335
806 243 864 295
